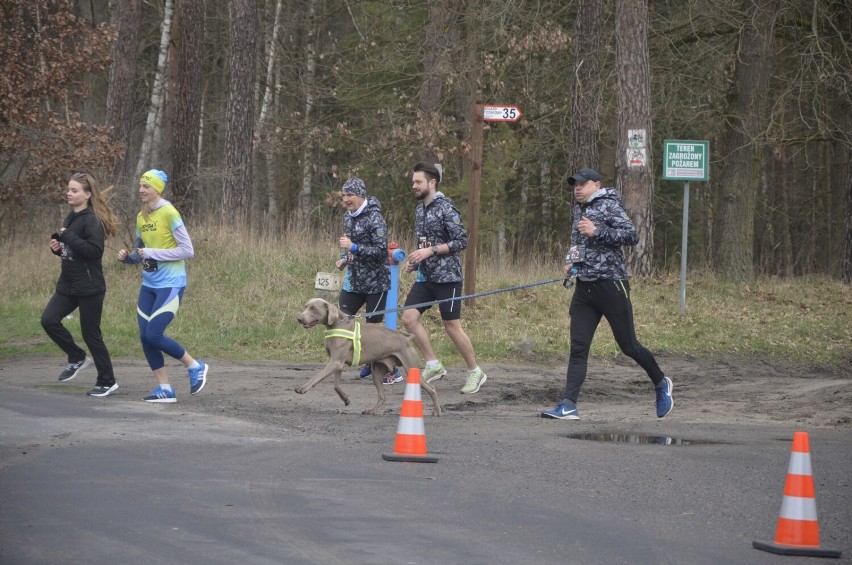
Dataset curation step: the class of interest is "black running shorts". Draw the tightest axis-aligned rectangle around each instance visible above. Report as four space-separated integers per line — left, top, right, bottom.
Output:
403 281 463 321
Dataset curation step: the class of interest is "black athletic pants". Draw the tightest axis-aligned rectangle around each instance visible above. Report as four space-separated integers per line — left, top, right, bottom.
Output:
41 292 115 387
562 279 663 403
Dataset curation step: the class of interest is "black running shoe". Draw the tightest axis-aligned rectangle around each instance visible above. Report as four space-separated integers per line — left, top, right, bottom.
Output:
58 358 90 382
87 383 119 397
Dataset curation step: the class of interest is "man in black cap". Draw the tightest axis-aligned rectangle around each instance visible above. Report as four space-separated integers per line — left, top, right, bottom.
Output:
541 167 673 420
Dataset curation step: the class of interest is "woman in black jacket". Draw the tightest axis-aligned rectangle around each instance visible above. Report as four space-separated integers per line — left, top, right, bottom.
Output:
41 172 120 397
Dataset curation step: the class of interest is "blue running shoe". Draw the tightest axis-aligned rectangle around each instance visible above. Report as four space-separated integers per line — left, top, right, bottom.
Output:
655 376 673 418
143 385 176 403
189 361 208 395
541 401 579 420
359 364 372 379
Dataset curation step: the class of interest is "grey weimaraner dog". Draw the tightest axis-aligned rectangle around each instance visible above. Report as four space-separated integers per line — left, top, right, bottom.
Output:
295 298 441 416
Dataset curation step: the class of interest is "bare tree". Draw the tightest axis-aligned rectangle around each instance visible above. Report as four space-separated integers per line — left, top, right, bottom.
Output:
568 0 603 171
616 0 655 277
0 0 118 236
420 0 455 165
562 0 605 258
104 0 141 184
134 0 174 183
297 0 317 222
256 0 284 228
223 0 258 219
714 0 780 282
171 0 204 214
843 161 852 284
17 0 846 279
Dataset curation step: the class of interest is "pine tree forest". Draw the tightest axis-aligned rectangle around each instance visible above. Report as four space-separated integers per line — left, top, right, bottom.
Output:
2 0 851 283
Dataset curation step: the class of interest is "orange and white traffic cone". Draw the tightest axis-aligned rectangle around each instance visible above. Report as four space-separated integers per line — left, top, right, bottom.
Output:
382 368 438 463
753 431 841 558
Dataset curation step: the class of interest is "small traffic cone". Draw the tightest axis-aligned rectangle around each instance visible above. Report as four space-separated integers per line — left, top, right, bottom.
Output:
753 432 841 558
382 368 438 463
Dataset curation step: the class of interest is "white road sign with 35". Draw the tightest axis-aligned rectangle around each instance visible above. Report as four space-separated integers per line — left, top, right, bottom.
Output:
483 105 522 122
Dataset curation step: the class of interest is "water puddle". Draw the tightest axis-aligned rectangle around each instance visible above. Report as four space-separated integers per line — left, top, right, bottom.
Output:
566 432 725 445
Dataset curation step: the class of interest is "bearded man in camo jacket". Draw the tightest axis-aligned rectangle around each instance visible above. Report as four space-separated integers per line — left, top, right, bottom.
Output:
401 162 487 395
541 167 674 421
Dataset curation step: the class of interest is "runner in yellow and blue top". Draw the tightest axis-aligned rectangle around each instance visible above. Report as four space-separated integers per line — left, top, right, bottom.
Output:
117 169 208 403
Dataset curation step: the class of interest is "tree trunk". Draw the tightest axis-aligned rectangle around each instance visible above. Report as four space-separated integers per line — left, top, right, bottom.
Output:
297 0 317 222
134 0 174 184
459 0 478 165
419 0 453 157
842 159 852 284
171 0 204 214
104 0 140 185
257 0 283 129
257 0 283 225
758 148 772 275
714 0 779 282
778 143 794 276
497 217 506 272
616 0 654 278
568 0 602 171
223 0 258 220
539 156 551 249
197 97 205 172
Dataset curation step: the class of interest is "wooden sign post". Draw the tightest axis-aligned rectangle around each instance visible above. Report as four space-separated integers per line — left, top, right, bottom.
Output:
465 104 522 306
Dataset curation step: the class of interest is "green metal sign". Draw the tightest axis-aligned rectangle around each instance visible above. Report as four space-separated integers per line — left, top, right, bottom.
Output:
663 140 709 181
662 139 709 314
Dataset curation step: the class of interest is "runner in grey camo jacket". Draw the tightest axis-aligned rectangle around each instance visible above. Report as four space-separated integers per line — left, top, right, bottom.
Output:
337 177 396 380
402 162 486 394
541 167 672 421
413 192 467 283
340 194 390 295
566 187 637 280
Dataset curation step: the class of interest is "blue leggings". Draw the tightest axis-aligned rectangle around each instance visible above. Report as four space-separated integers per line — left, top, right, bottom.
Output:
137 286 186 370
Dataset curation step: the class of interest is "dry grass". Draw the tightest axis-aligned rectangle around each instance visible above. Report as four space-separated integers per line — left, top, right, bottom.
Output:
2 221 850 366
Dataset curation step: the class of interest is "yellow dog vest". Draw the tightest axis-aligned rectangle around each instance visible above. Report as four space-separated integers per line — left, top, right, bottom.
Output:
323 322 362 366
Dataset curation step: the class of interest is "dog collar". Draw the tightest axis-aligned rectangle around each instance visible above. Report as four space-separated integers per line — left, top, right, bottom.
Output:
323 322 362 366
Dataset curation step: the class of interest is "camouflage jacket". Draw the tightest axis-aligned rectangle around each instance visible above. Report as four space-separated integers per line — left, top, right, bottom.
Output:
567 188 638 281
414 192 467 284
341 196 390 294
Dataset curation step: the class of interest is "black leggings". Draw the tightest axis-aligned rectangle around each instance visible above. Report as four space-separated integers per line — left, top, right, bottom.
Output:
562 279 663 403
41 292 115 387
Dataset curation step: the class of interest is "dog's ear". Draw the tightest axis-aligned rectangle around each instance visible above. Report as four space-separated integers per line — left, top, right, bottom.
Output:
325 301 347 325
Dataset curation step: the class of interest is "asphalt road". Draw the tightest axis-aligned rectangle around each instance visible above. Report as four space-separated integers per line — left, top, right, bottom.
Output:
1 385 850 564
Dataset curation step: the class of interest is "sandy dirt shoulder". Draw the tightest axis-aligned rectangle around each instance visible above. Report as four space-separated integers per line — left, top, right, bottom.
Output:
3 353 850 431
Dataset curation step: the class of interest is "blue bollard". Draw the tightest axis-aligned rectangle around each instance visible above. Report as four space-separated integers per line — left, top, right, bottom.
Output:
386 244 406 331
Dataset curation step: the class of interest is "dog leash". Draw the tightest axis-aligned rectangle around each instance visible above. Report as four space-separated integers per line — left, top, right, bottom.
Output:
351 276 575 321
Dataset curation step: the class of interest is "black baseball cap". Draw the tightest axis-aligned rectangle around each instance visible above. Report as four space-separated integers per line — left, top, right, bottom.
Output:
568 168 602 186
